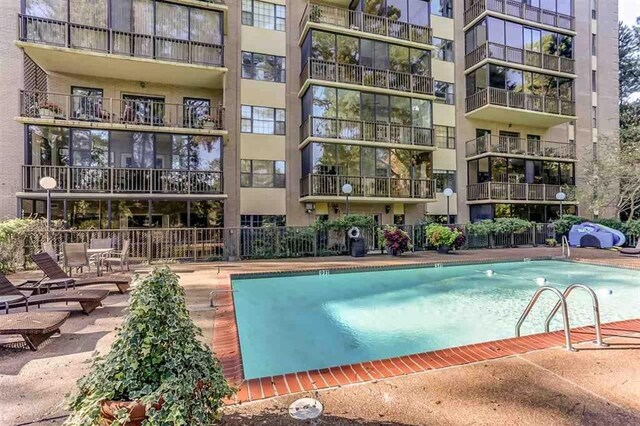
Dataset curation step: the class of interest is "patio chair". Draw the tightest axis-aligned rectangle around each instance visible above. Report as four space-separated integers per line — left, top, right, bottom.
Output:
90 238 112 249
24 253 130 294
0 273 109 315
104 240 131 273
42 241 59 262
63 242 99 276
0 311 69 351
619 239 640 257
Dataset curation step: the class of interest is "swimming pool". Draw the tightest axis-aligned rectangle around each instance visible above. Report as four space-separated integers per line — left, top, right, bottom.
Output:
232 260 640 379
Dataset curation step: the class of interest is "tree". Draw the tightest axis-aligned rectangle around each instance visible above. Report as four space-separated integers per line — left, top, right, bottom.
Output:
581 133 640 221
618 21 640 104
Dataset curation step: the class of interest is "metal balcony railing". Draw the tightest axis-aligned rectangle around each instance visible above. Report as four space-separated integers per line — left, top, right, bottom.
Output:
18 15 224 67
464 0 574 31
467 182 576 202
300 116 434 147
300 3 432 46
465 42 575 74
300 174 436 199
302 58 434 95
23 165 223 194
465 135 576 159
465 88 576 116
20 91 224 131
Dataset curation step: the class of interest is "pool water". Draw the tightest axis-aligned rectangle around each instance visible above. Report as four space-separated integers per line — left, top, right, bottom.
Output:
232 260 640 379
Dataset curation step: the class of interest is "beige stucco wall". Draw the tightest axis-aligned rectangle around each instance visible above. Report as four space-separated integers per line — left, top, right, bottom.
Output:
240 80 287 108
0 0 24 218
240 134 286 160
241 26 287 57
240 188 287 215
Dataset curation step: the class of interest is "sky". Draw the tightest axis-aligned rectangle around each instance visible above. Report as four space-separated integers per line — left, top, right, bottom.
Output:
620 0 640 26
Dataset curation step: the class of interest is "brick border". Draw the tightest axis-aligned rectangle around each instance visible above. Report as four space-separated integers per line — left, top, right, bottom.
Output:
211 258 640 405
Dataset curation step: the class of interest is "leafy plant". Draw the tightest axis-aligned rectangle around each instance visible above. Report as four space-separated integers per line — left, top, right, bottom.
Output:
625 219 640 237
381 226 413 255
465 220 494 236
319 215 375 232
0 218 63 273
491 218 533 234
426 224 460 248
452 229 466 250
550 214 587 235
546 238 558 247
65 268 234 426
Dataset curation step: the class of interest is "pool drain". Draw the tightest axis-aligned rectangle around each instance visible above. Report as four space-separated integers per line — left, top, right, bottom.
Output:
289 398 323 421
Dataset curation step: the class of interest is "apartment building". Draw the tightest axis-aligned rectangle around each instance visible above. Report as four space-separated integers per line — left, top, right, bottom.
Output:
0 0 618 229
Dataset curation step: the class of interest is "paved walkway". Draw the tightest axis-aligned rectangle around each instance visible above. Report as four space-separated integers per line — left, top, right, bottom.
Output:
0 247 638 425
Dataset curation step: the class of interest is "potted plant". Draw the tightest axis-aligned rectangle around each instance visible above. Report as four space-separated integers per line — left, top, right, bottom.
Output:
64 267 234 426
381 226 413 256
426 224 460 254
198 115 218 130
39 101 64 118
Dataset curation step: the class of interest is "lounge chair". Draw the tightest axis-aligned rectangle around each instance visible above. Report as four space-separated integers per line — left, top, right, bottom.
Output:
620 239 640 257
24 253 131 294
42 241 60 262
0 311 69 350
0 273 109 315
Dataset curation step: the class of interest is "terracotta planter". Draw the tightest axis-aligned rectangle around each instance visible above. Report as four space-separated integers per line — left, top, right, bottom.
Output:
100 400 163 426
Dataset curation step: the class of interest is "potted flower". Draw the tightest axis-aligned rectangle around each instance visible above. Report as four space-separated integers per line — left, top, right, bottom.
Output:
198 115 219 130
39 101 64 118
64 267 234 426
381 226 413 256
452 228 467 250
426 223 461 254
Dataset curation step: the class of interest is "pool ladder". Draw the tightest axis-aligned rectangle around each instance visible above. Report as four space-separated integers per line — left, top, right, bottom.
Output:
515 284 608 352
561 235 571 258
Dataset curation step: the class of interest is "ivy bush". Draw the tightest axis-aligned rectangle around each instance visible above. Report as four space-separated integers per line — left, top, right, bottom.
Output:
65 268 234 426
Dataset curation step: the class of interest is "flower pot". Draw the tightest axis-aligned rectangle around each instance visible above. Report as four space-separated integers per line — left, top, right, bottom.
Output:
386 247 401 256
203 121 216 130
437 245 451 254
100 400 163 426
39 107 54 117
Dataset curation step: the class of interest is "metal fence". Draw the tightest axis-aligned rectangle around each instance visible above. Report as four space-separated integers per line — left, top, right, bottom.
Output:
8 224 639 269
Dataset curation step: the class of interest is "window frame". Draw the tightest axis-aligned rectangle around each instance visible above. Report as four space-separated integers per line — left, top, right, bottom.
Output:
241 51 286 83
240 159 286 188
242 0 286 32
241 105 286 135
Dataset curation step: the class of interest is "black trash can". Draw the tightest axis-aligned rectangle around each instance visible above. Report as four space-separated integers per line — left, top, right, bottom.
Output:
350 237 366 257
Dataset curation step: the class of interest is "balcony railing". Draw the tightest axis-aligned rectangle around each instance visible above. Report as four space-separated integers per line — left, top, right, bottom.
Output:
301 116 434 147
300 3 432 46
20 91 224 131
467 182 576 202
465 42 575 74
466 135 576 159
23 165 223 194
464 0 574 31
301 174 436 199
302 59 434 95
465 88 575 116
18 15 224 67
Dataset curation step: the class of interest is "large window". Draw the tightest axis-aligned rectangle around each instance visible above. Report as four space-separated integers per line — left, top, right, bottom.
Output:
430 0 453 18
241 106 285 135
467 64 573 99
242 0 285 31
467 157 574 185
241 160 286 188
240 215 286 227
242 52 286 82
353 0 431 26
434 81 454 104
435 126 455 148
433 37 454 62
433 170 456 192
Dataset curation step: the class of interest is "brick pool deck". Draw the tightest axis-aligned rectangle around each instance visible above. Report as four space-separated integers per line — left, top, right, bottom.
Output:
209 247 640 405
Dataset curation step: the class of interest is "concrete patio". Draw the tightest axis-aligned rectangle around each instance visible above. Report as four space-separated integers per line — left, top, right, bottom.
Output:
0 247 639 425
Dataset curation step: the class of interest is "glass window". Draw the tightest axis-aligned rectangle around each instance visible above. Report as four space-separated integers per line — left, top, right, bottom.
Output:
409 0 431 24
489 64 506 89
435 126 455 149
190 136 222 171
28 126 70 166
242 1 285 31
433 170 456 192
434 81 454 104
410 48 431 75
433 37 454 62
71 87 104 121
487 17 505 45
506 69 523 92
71 129 108 167
337 35 359 64
430 0 453 18
558 35 573 58
155 2 189 40
412 152 432 179
241 105 286 135
411 99 432 128
241 159 285 188
505 22 523 49
242 51 286 82
389 45 410 73
311 31 336 62
390 96 411 125
191 8 223 45
70 0 107 27
25 0 67 19
311 86 337 118
524 28 541 52
541 31 558 55
337 89 361 120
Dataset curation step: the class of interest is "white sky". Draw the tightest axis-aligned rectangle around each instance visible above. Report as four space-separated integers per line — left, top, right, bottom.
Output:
620 0 640 26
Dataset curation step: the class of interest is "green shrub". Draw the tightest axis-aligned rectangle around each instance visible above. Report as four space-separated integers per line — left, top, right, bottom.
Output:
65 268 234 426
0 218 63 273
426 224 460 247
625 220 640 237
464 220 494 236
320 214 375 232
491 218 533 233
550 214 587 235
594 218 625 231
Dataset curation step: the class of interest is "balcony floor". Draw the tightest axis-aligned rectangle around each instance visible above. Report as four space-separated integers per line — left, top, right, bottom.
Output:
17 41 227 89
299 195 435 204
465 104 576 128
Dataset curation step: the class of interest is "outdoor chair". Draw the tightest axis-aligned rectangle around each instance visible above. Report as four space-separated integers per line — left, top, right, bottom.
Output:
104 240 131 273
620 239 640 257
24 253 130 294
63 243 99 276
0 273 109 315
0 311 69 351
42 241 59 262
90 238 112 249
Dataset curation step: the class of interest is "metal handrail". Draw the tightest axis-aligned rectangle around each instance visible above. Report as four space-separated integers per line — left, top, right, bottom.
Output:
515 286 575 352
544 284 608 347
561 235 570 258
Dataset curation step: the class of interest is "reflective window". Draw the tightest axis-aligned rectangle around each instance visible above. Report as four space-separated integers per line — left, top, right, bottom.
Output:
242 51 286 82
241 105 286 135
241 159 286 187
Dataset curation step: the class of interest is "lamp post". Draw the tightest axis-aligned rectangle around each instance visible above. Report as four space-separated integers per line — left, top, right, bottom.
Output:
443 188 454 225
39 176 57 240
342 183 353 216
556 191 566 219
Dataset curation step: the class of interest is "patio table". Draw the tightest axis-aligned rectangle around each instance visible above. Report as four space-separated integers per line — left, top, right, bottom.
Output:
88 248 114 276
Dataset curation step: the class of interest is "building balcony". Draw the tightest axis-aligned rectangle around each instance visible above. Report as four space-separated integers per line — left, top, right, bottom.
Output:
464 0 574 32
466 135 576 160
465 88 576 127
300 174 436 203
467 182 577 203
17 15 226 88
300 116 435 150
299 3 433 49
22 165 224 196
465 42 575 76
301 59 434 98
19 91 225 135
